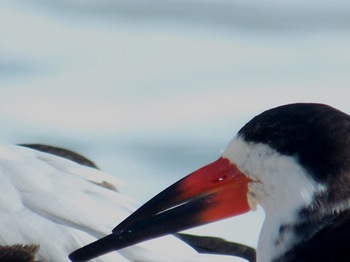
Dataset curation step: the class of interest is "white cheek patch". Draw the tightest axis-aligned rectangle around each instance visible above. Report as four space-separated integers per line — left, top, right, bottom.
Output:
222 136 326 212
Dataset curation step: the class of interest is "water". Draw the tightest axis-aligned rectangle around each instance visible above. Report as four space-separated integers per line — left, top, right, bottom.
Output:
1 0 350 248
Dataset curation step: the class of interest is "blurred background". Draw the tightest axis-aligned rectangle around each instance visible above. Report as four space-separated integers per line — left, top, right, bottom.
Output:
1 0 350 250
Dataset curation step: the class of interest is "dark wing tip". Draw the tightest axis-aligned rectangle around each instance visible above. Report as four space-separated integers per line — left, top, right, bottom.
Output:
176 233 256 262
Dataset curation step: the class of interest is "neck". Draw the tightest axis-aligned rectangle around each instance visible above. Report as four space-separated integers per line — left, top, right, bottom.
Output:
257 210 296 262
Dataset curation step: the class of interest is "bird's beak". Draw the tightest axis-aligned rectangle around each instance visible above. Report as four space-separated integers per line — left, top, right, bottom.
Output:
69 157 252 261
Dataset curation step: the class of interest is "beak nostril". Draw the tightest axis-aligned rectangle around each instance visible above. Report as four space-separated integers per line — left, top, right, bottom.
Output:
212 176 227 183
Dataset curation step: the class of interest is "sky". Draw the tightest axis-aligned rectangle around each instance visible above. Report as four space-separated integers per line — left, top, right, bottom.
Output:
1 0 350 248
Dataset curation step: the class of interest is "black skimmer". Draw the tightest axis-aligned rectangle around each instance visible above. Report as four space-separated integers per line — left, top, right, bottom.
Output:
0 143 250 261
70 103 350 262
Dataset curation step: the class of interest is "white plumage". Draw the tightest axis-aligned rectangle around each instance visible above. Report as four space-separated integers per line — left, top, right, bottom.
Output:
0 144 246 262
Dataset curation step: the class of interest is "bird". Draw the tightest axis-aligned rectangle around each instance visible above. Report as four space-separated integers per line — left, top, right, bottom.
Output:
0 143 251 262
69 103 350 262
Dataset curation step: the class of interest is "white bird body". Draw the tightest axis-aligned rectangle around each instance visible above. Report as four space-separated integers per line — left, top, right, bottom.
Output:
0 144 246 262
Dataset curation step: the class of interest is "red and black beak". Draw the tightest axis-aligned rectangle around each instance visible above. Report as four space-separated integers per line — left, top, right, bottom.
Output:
69 157 252 262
